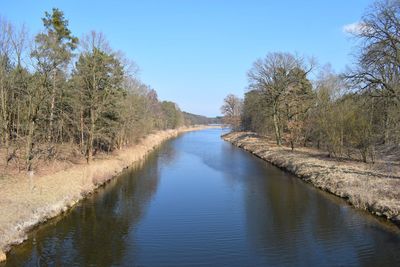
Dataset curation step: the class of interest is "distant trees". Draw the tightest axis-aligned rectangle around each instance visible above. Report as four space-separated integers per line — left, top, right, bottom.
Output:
220 94 242 130
0 9 188 171
160 101 184 130
182 112 222 125
229 0 400 162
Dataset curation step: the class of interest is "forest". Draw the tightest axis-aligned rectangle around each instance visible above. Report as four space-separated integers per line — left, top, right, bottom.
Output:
221 0 400 163
0 9 212 172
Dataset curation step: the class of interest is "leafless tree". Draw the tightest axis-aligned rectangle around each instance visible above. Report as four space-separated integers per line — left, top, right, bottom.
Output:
221 94 243 130
347 0 400 103
247 52 314 145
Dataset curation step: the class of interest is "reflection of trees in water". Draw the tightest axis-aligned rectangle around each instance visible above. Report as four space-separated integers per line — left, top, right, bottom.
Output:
5 152 161 267
219 143 247 187
243 164 400 266
219 142 312 235
244 170 316 263
157 141 178 166
6 131 400 266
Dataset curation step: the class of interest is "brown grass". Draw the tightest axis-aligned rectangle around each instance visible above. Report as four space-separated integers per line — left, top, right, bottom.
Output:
223 131 400 227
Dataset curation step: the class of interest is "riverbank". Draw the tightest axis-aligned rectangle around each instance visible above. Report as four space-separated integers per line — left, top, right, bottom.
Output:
0 126 215 262
222 132 400 227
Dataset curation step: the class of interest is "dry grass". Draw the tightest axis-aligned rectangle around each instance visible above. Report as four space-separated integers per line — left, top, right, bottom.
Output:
0 126 215 261
223 131 400 227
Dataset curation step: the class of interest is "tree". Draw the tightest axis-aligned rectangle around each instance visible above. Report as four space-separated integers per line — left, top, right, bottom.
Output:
0 18 13 164
220 94 243 130
309 66 342 154
346 0 400 145
241 90 270 134
161 101 184 129
0 9 193 173
282 67 314 150
346 0 400 102
72 32 124 163
31 8 78 143
247 52 313 145
344 95 376 163
0 18 34 169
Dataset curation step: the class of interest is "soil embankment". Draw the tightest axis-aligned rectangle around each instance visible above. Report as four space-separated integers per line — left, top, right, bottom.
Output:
223 132 400 227
0 126 215 262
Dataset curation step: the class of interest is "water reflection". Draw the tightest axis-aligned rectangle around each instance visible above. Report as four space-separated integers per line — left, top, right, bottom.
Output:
4 151 162 267
3 128 400 267
243 155 400 266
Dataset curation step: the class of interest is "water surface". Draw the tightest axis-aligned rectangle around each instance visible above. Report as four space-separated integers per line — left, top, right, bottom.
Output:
4 128 400 266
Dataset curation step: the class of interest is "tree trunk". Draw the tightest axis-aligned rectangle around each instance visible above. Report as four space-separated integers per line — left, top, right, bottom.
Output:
80 109 84 149
26 119 35 171
4 122 9 165
86 108 95 163
272 104 281 146
340 127 344 157
360 148 367 163
0 79 10 164
48 69 56 143
16 103 20 141
384 111 389 144
1 107 9 165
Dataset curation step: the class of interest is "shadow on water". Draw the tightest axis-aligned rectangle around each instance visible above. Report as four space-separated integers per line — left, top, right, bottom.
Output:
4 146 167 267
3 128 400 266
243 163 400 266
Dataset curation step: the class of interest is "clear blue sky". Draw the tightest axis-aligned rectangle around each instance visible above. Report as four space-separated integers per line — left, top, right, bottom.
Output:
1 0 373 117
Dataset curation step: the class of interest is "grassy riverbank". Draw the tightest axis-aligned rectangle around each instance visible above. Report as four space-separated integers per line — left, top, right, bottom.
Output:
223 132 400 228
0 126 215 262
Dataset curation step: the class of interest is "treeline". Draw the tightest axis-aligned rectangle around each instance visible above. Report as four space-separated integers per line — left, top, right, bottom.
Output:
222 0 400 163
183 112 222 125
0 9 188 170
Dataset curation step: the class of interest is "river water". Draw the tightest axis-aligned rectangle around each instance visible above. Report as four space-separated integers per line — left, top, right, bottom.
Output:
4 128 400 266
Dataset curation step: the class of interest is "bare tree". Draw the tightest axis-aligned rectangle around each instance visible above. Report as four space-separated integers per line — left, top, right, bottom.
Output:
0 18 13 164
0 18 30 166
347 0 400 103
221 94 243 130
247 52 314 145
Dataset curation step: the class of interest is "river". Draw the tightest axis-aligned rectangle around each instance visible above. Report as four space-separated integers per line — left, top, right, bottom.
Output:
4 128 400 266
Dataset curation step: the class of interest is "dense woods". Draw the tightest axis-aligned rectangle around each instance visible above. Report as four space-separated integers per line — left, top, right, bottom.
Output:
0 9 193 170
222 0 400 163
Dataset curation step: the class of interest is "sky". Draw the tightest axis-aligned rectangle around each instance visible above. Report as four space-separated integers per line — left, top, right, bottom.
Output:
1 0 373 117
